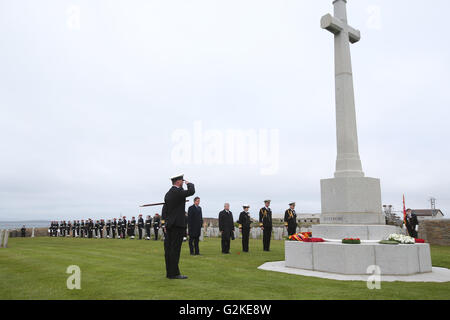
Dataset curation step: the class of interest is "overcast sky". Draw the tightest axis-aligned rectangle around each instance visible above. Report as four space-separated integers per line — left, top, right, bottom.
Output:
1 0 449 221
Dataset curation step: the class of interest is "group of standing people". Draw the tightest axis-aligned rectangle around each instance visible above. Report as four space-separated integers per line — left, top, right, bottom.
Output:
162 173 300 280
218 200 298 254
48 214 163 240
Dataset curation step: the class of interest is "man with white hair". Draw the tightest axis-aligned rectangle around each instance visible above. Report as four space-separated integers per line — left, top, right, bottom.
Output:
219 203 235 254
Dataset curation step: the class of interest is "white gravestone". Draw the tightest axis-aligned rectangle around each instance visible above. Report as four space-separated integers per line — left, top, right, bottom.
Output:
3 229 9 248
31 227 35 238
0 230 4 247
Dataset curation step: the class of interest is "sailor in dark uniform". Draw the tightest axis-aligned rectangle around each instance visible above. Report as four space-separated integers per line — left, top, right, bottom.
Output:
106 220 111 238
219 203 235 254
80 220 85 238
238 205 252 252
117 218 122 238
21 225 26 237
60 221 66 237
67 221 72 237
162 174 195 279
111 218 117 238
94 220 100 238
71 220 75 237
130 217 136 239
259 200 273 251
88 219 94 238
284 202 298 236
121 216 127 239
99 219 105 238
153 214 161 240
145 215 152 240
76 220 80 237
137 214 144 239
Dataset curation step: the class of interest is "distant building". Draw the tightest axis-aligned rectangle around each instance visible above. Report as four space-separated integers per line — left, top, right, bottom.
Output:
411 209 445 221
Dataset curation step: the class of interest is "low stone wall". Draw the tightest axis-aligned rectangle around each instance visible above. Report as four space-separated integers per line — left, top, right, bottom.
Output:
6 226 312 239
7 227 48 237
419 219 450 246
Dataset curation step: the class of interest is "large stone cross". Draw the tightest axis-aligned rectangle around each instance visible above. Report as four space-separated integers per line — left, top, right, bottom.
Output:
321 0 364 178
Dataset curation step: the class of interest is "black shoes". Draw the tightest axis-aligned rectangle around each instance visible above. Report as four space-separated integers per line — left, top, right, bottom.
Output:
168 275 188 279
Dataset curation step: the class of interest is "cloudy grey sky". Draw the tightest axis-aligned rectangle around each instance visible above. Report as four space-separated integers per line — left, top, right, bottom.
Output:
1 0 449 221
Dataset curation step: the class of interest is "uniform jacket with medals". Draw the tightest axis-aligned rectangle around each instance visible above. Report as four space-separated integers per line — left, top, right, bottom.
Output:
259 207 272 228
284 209 297 229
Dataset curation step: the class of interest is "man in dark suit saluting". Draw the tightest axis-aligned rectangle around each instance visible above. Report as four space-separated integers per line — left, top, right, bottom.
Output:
188 197 203 255
162 174 195 279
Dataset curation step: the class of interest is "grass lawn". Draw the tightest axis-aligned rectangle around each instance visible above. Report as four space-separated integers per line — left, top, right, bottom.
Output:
0 237 449 300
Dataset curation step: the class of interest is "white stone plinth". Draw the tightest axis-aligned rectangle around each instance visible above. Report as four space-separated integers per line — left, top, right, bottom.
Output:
285 241 432 275
312 224 400 240
321 177 384 224
259 261 450 283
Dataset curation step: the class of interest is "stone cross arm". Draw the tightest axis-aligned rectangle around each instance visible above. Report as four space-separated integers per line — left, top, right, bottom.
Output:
321 13 361 44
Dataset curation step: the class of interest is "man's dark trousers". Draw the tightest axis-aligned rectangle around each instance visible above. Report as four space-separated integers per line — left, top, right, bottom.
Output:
221 231 231 253
242 227 250 252
263 226 272 251
189 236 200 255
164 227 185 277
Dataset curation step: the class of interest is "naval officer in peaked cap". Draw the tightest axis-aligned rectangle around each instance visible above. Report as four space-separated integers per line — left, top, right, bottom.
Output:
162 174 195 279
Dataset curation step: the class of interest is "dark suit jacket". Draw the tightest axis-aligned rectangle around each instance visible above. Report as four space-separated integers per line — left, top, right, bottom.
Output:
162 183 195 229
219 210 235 233
188 204 203 237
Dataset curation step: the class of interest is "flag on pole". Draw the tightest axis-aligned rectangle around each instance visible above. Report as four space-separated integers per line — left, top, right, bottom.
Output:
403 194 407 225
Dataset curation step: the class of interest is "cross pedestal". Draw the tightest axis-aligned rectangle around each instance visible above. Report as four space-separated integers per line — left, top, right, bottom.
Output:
318 0 385 232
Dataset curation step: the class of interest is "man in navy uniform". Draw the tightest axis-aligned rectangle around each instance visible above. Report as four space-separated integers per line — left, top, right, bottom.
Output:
94 220 100 238
145 215 152 240
238 205 252 252
106 219 111 238
137 214 144 240
121 216 127 239
153 213 161 240
162 174 195 279
60 221 66 237
259 200 273 251
111 218 117 238
187 197 203 255
80 220 85 238
130 217 136 239
284 202 298 236
219 203 235 254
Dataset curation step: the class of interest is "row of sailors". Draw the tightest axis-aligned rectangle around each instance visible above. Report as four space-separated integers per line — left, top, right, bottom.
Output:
49 214 163 240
